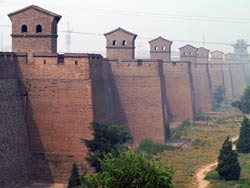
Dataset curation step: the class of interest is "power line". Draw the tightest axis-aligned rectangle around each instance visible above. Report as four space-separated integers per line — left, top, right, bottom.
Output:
2 1 250 24
0 24 233 46
0 24 11 27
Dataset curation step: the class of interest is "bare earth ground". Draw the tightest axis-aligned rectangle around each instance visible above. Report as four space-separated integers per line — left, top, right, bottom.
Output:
195 136 239 188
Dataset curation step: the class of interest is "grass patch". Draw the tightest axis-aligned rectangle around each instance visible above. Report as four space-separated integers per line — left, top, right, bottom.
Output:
171 119 191 139
195 110 211 121
138 140 179 155
160 120 240 188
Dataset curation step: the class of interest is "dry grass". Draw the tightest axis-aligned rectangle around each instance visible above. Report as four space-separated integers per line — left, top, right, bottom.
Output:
160 116 241 188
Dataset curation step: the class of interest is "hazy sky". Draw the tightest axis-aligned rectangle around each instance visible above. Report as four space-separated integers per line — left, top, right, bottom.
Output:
1 0 250 58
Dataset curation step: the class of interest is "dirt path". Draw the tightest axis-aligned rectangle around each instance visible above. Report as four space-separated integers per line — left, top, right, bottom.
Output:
195 136 239 188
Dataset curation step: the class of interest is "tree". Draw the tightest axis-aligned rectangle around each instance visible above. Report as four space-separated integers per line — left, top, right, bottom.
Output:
231 86 250 113
213 85 226 110
83 123 131 172
83 150 173 188
68 162 81 188
237 117 250 153
216 136 241 181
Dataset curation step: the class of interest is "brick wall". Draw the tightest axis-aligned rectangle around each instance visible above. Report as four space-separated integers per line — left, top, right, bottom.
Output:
19 53 97 183
0 53 31 188
163 62 195 122
230 63 247 97
191 63 213 112
208 64 224 93
108 59 168 144
222 64 233 99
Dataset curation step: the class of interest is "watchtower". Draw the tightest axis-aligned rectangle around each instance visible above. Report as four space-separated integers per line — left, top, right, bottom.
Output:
179 44 198 63
210 50 224 63
149 36 172 62
224 53 237 63
8 5 61 59
197 47 209 63
104 27 137 60
232 39 250 63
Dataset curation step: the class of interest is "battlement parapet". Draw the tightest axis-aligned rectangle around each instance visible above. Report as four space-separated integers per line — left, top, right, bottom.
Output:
163 61 191 73
109 59 162 76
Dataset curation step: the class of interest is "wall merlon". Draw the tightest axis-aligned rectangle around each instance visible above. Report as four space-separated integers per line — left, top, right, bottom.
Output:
163 61 190 73
109 59 162 76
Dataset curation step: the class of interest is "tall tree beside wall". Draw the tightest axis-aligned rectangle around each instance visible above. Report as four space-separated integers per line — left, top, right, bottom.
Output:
232 86 250 113
216 136 241 181
83 123 131 172
237 117 250 153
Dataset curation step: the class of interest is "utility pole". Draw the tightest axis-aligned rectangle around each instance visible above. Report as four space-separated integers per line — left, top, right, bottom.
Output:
65 22 73 52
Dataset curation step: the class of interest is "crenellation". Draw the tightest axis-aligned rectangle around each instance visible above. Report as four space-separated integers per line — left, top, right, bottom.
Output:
1 4 250 188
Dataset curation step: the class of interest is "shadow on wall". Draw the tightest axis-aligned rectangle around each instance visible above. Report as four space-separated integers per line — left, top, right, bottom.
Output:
25 98 54 184
19 61 54 183
90 59 128 130
0 53 54 187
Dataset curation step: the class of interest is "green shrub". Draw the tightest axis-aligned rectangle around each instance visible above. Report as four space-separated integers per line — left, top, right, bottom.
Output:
83 150 173 188
138 140 178 155
170 119 191 139
195 110 211 121
231 86 250 113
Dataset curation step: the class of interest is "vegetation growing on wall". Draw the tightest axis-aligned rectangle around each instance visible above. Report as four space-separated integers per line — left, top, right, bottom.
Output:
213 85 226 111
83 150 173 188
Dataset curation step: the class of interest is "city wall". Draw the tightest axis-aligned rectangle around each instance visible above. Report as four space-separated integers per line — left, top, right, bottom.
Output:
107 59 169 144
0 53 31 188
1 52 101 184
163 62 195 122
208 63 224 93
230 63 246 97
191 63 213 112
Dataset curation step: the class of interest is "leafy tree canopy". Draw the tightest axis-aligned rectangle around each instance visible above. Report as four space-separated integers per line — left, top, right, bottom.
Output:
83 123 131 172
83 150 173 188
232 86 250 113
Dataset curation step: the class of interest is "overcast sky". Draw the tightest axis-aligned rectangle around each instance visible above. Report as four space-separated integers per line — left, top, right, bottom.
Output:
1 0 250 58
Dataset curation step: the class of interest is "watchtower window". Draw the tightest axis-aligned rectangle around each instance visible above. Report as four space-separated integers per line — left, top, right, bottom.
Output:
162 46 166 51
122 40 127 46
36 25 42 33
154 46 159 51
21 25 27 32
112 40 117 46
